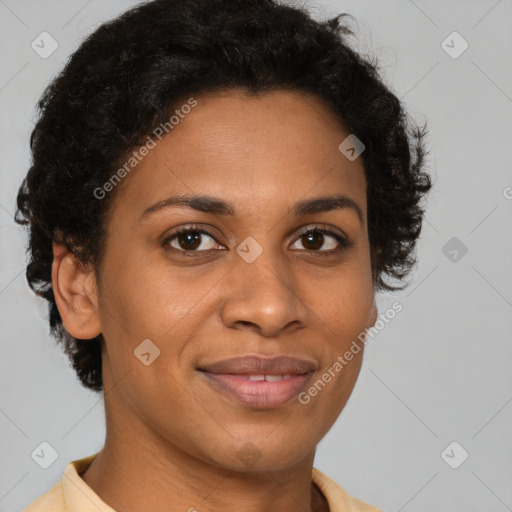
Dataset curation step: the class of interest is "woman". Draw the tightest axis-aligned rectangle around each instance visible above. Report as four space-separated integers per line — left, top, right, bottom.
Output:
16 0 431 510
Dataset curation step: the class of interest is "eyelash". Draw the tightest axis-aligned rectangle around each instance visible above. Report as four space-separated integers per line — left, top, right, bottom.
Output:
161 224 352 256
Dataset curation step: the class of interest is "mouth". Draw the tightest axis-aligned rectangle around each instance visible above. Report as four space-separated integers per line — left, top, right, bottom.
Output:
197 355 316 409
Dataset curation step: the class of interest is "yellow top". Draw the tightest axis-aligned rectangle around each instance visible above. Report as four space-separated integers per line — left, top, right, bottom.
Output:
23 453 382 512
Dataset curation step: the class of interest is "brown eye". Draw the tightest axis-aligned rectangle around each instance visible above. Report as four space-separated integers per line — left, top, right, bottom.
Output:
175 231 203 250
162 227 223 252
301 231 327 251
290 227 350 253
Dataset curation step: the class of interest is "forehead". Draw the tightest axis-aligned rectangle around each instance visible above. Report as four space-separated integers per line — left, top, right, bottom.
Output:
109 88 367 222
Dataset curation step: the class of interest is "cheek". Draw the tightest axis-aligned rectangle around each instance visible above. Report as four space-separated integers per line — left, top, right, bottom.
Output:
95 251 217 391
301 258 374 409
98 251 200 340
311 265 374 343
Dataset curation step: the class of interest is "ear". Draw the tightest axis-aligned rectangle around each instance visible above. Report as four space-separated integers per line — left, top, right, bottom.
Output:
51 242 101 340
369 301 378 327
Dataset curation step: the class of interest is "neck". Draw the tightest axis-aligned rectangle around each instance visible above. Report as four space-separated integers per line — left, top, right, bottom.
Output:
80 389 329 512
81 447 329 512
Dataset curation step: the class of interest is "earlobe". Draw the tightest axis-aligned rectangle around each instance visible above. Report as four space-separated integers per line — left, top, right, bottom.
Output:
51 242 101 340
369 301 378 327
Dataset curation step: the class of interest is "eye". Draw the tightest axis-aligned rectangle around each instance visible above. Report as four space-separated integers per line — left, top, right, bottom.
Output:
161 224 352 255
162 225 224 253
290 225 351 253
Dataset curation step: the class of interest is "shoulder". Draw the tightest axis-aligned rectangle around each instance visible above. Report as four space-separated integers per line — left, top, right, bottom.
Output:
23 481 64 512
312 467 383 512
23 453 102 512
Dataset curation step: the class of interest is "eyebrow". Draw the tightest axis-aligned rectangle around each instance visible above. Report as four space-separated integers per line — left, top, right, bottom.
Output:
140 194 364 224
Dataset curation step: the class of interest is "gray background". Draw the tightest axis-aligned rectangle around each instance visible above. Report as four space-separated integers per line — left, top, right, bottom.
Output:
1 0 511 511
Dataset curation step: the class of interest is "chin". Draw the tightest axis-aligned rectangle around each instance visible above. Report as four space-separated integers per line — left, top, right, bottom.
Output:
206 437 314 473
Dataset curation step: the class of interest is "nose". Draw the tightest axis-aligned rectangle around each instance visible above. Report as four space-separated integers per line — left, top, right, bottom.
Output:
220 252 310 337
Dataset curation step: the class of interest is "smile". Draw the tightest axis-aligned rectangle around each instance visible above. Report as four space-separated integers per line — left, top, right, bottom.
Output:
198 371 314 409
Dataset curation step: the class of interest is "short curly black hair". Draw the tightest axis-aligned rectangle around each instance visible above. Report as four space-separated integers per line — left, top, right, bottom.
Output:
15 0 432 392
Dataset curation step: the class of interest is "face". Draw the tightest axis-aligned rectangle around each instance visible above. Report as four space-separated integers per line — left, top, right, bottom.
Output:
87 89 377 471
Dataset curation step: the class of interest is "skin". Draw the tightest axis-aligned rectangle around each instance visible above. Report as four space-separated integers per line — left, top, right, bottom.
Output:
52 88 378 512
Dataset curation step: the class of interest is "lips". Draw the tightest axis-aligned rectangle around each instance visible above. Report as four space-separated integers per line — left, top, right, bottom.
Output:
197 355 317 409
198 355 316 375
